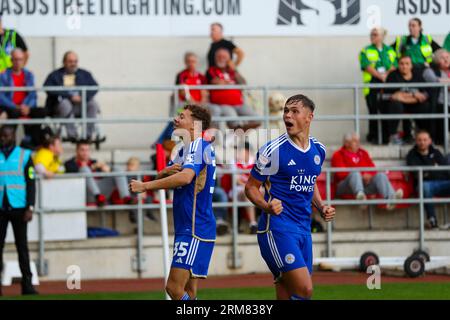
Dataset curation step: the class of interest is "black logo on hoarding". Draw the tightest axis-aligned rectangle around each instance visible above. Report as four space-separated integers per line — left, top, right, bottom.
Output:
277 0 361 25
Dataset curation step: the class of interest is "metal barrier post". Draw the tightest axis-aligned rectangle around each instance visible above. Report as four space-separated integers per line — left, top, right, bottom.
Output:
81 89 87 139
326 170 333 257
444 84 449 155
159 189 171 300
136 174 144 279
231 166 239 268
354 86 360 136
418 169 425 250
37 177 45 276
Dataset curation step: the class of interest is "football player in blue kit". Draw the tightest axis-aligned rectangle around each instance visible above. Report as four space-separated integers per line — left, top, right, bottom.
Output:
130 105 216 300
245 94 336 300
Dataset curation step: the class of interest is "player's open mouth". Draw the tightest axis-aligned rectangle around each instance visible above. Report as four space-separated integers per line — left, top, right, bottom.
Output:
285 121 294 128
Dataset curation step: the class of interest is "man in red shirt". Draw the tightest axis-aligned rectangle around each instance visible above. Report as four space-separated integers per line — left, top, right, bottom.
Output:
331 132 403 210
0 48 46 149
175 52 207 105
206 48 259 130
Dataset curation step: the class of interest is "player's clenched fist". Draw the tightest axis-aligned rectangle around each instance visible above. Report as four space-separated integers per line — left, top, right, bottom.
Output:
129 180 146 193
321 205 336 222
267 198 283 215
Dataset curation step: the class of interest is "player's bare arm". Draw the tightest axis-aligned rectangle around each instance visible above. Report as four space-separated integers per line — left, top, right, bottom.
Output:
130 168 195 193
155 163 182 180
245 175 283 215
312 184 335 222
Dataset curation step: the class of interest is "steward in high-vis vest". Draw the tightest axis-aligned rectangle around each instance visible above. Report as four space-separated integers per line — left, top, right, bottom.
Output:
393 18 440 67
0 125 38 296
359 27 397 144
0 15 29 73
444 32 450 52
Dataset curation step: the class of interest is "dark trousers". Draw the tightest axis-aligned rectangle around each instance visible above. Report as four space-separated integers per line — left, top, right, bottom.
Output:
381 101 432 142
423 180 450 220
0 106 47 148
430 104 447 145
0 210 33 286
365 90 381 142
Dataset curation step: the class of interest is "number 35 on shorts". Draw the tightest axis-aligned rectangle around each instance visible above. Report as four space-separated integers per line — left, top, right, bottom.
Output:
173 242 189 258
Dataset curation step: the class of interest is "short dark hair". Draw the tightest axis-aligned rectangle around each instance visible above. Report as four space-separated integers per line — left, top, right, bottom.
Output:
76 139 91 149
211 22 223 30
184 104 211 130
415 129 430 137
42 135 60 149
399 55 412 62
285 94 315 112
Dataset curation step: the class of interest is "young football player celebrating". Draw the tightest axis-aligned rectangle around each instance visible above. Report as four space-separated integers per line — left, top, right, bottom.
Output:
245 94 336 300
130 105 216 300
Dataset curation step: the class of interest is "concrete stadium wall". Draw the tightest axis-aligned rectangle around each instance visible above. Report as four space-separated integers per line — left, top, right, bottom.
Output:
25 35 446 148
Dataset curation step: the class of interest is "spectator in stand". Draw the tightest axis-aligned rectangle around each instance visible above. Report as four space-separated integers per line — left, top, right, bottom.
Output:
0 49 46 149
43 51 100 142
212 174 230 236
176 52 208 105
331 132 403 210
393 18 440 68
206 48 260 130
406 130 449 229
0 14 29 73
423 49 450 145
33 135 65 179
207 22 244 69
359 27 397 144
64 140 131 207
444 32 450 52
382 55 431 144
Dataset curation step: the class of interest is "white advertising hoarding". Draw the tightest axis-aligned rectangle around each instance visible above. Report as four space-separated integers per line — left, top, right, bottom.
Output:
0 0 448 36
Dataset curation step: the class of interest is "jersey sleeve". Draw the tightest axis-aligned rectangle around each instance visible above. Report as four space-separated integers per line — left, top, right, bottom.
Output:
359 49 370 70
182 139 205 176
250 148 271 182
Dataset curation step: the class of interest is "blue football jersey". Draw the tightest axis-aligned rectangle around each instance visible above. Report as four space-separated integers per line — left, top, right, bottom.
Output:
250 133 326 235
169 138 216 241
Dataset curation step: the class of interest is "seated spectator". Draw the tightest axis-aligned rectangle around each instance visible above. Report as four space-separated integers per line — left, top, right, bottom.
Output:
331 132 403 210
33 135 65 179
206 48 260 130
43 51 100 142
423 49 450 145
113 157 156 223
64 140 130 207
406 130 449 229
382 55 431 144
0 48 46 149
176 52 207 105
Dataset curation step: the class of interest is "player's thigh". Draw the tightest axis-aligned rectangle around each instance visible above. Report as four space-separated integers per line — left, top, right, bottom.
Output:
281 267 313 298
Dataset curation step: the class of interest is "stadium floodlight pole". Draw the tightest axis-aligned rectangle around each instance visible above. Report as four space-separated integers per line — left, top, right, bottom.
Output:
444 84 449 155
81 88 87 139
418 169 425 251
159 189 171 300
